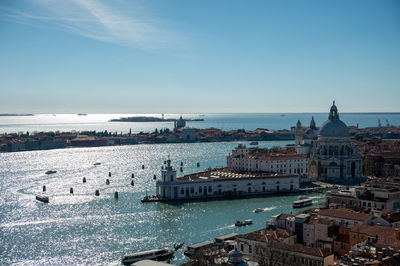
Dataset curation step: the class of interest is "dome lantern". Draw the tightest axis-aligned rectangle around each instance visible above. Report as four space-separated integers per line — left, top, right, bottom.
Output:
328 100 339 120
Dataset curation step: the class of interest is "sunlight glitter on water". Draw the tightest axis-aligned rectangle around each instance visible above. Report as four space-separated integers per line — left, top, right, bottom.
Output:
1 141 325 265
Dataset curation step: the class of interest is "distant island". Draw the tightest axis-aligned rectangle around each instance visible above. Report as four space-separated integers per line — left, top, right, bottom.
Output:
0 114 34 116
109 116 204 122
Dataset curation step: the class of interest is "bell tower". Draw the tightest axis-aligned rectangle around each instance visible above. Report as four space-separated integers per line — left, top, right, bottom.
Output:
162 158 176 183
295 120 303 146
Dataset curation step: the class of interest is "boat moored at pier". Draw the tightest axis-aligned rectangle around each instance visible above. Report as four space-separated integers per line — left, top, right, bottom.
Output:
121 248 174 265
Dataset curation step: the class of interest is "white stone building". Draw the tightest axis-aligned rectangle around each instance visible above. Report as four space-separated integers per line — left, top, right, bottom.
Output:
156 159 299 201
180 127 196 142
227 145 308 178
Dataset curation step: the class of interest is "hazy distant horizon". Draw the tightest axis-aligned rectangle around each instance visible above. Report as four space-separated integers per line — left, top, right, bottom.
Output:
1 0 400 113
2 112 400 115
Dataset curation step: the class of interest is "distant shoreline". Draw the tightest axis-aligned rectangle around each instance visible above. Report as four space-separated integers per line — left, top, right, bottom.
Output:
109 116 204 122
0 114 34 116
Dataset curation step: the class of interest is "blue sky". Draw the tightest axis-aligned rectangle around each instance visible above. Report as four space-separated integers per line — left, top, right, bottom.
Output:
0 0 399 113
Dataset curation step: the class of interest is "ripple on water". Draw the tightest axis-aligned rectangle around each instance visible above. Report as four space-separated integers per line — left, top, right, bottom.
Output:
0 141 326 265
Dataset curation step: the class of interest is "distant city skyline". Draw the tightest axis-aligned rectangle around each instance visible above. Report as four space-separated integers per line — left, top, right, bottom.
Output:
1 0 399 113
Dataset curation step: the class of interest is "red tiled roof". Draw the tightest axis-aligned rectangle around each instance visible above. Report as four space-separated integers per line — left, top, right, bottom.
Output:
238 231 332 258
382 210 400 223
351 224 400 248
177 168 297 182
271 241 332 258
308 216 333 225
315 208 371 222
335 234 350 243
238 228 292 243
276 213 295 220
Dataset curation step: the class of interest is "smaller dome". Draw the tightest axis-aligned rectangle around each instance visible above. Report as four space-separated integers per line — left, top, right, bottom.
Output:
228 249 244 264
319 119 349 137
303 128 318 139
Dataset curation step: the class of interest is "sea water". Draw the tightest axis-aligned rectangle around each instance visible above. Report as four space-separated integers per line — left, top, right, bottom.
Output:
1 112 399 134
0 140 325 265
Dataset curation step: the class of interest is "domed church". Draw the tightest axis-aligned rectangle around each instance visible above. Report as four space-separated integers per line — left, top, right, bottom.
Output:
295 101 363 181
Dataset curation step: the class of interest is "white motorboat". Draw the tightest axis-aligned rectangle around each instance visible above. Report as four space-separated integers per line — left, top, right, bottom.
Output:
292 195 312 208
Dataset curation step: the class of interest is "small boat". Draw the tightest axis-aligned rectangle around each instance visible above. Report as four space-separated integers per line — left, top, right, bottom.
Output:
121 248 174 265
45 170 57 175
36 195 49 203
174 242 184 250
253 208 264 213
141 195 159 203
93 162 101 166
292 195 313 208
77 113 87 116
250 141 258 145
235 219 253 226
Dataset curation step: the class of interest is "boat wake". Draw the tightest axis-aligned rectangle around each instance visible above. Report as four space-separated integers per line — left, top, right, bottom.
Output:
262 206 277 212
308 195 325 200
206 223 235 233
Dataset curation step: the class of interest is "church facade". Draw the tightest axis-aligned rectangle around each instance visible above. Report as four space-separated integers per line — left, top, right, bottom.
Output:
295 102 363 182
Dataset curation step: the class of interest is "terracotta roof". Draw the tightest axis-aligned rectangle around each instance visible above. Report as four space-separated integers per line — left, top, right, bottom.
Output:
246 154 306 160
238 230 331 258
351 224 400 248
308 216 333 225
334 234 350 243
382 210 400 223
315 208 371 222
177 168 298 182
270 241 332 258
276 213 295 220
238 228 292 243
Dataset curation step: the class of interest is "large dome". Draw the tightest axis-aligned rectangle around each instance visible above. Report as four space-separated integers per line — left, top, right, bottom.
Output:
319 119 349 137
319 101 349 137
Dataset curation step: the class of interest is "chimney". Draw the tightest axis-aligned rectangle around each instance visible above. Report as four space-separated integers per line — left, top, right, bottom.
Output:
395 229 400 240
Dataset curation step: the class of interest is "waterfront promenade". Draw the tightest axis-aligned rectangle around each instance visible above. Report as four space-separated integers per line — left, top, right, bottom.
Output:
1 125 400 153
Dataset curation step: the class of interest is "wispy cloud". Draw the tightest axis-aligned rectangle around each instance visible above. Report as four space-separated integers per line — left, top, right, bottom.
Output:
0 0 179 49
